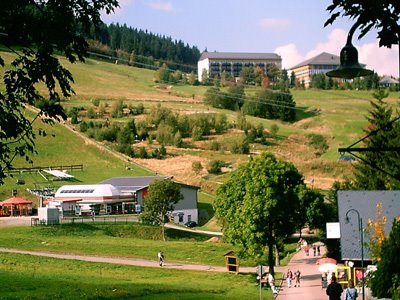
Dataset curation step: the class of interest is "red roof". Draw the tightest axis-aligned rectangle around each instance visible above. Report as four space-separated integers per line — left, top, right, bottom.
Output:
0 197 33 206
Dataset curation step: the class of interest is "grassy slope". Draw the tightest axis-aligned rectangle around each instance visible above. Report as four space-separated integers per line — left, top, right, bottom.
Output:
1 50 399 194
0 252 268 300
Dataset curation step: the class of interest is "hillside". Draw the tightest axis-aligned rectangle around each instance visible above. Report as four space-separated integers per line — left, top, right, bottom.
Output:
1 51 399 199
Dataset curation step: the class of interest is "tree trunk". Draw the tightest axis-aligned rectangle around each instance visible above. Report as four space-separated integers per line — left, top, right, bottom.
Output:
161 222 165 241
267 223 275 275
275 244 280 266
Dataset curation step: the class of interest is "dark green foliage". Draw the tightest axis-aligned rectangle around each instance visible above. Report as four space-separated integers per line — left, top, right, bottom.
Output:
242 89 296 122
370 219 400 298
86 107 97 119
140 179 183 241
192 161 203 174
204 85 245 110
0 0 118 185
207 160 225 175
116 143 135 157
325 0 399 48
128 103 145 115
137 147 148 159
230 136 250 154
88 23 200 72
111 100 125 118
352 90 400 190
307 133 329 156
214 152 306 274
269 124 279 138
209 141 221 151
91 99 101 107
311 74 327 89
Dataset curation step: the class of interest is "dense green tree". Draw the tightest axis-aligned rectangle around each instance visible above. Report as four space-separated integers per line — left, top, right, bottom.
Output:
370 218 400 299
242 89 296 122
140 179 183 241
240 67 256 85
290 71 296 88
0 0 118 184
311 74 327 89
353 90 400 189
214 153 306 274
325 0 399 48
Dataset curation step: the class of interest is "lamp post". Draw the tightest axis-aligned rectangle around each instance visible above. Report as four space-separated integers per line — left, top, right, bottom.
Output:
345 209 365 300
326 21 374 79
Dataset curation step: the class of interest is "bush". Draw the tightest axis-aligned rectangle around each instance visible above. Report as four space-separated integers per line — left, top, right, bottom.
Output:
307 133 329 156
230 136 250 154
207 160 225 174
192 161 203 174
270 124 279 138
209 140 221 151
91 99 100 107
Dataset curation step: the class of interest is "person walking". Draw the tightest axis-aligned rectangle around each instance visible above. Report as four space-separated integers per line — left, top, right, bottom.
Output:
286 269 293 288
344 281 358 300
294 269 301 287
157 251 164 267
326 275 343 300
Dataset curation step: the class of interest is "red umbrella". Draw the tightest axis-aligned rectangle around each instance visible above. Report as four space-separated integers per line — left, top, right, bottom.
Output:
316 257 337 265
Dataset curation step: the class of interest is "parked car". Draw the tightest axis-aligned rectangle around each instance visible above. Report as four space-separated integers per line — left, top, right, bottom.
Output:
184 221 197 228
338 155 355 161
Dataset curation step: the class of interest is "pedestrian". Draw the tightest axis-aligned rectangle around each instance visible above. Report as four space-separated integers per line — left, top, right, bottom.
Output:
268 272 279 295
321 272 328 288
304 245 310 256
313 244 317 256
317 245 321 256
286 269 293 288
294 269 301 287
158 251 164 267
326 275 343 300
344 281 358 300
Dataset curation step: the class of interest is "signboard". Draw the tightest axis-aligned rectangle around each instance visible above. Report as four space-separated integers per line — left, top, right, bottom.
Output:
326 222 341 239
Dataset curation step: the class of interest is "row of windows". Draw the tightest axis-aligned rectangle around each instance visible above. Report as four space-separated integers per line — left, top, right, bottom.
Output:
60 189 95 194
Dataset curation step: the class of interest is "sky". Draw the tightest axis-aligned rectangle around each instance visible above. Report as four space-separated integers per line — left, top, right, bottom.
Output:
102 0 399 77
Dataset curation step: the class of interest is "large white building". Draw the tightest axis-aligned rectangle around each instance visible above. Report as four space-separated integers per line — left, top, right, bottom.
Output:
49 176 199 224
198 51 282 82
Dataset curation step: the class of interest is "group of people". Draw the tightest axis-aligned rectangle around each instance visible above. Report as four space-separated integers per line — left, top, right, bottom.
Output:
285 269 301 288
326 275 358 300
298 239 322 257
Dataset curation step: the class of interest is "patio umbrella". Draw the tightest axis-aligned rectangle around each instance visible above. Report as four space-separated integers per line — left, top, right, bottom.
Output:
318 263 337 273
316 257 337 265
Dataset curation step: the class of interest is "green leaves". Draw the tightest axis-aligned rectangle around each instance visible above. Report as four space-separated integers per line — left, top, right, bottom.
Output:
214 152 307 270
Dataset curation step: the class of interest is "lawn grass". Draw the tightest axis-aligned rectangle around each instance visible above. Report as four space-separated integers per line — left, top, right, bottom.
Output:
0 224 252 266
0 252 273 300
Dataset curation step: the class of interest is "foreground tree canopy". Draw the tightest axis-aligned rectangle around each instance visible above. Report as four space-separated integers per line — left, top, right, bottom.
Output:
214 152 318 274
0 0 119 184
325 0 399 48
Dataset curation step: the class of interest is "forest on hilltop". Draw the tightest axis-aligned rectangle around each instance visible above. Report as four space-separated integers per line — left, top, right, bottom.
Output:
87 23 201 72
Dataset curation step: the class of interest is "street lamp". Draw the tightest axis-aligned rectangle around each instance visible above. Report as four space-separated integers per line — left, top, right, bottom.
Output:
326 21 373 79
345 208 365 300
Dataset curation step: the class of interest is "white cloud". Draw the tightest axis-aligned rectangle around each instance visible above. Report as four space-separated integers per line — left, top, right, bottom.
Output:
358 43 399 77
305 29 346 59
274 43 304 69
259 18 289 31
146 1 174 12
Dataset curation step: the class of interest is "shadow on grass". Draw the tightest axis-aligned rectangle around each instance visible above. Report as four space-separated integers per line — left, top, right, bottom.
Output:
295 106 320 122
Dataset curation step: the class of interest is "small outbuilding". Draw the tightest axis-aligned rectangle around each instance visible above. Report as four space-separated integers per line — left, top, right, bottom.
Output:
224 251 240 274
0 196 33 216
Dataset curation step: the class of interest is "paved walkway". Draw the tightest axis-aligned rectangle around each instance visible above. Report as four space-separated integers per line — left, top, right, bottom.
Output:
276 245 327 300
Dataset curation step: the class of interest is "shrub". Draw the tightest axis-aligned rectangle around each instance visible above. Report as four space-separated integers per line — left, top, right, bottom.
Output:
92 99 100 107
209 140 221 151
192 161 203 174
308 133 329 156
87 107 97 119
207 160 225 174
230 136 250 154
270 124 279 138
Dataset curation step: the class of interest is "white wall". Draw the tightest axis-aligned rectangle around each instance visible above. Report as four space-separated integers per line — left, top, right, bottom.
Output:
197 59 209 82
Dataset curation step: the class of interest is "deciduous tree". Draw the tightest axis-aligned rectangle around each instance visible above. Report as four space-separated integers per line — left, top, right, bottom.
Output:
0 0 118 184
214 153 306 274
140 179 183 241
